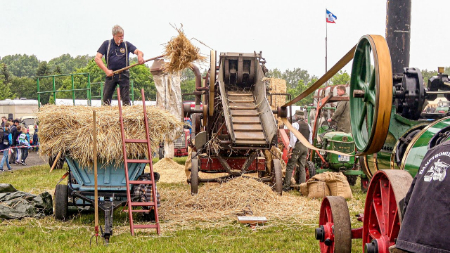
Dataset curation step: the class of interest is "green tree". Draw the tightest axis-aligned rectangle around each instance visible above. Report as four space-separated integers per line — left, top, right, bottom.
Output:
330 70 350 86
36 61 50 76
1 64 11 84
267 68 317 106
267 68 283 79
0 54 39 78
48 54 93 74
10 77 36 99
35 61 54 104
0 79 14 100
180 69 196 101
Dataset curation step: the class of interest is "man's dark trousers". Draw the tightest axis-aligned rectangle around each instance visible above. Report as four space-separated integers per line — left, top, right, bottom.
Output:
283 141 308 191
103 72 131 105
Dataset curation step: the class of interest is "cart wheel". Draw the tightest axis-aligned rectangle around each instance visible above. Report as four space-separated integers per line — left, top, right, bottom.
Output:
362 170 413 253
315 196 352 253
190 152 199 195
273 159 282 195
54 184 68 220
306 161 316 180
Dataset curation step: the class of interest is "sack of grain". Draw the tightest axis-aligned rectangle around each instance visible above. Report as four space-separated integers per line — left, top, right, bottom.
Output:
307 181 330 199
311 173 329 182
299 182 308 196
325 172 353 199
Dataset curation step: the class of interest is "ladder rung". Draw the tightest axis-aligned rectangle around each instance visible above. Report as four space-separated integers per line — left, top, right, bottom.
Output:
129 180 153 184
125 139 148 143
134 224 159 229
123 209 151 213
126 159 152 163
130 202 155 207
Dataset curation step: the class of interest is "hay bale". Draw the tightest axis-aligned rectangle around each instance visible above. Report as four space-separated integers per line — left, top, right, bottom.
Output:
164 25 206 73
264 78 287 126
37 105 183 167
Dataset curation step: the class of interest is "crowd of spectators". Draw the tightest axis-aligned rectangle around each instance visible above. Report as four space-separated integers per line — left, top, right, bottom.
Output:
0 116 39 171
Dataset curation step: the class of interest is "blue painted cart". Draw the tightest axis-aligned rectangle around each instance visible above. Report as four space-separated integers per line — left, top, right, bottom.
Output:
53 157 159 242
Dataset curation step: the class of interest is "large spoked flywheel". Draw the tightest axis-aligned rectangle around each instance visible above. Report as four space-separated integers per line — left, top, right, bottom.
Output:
350 35 393 155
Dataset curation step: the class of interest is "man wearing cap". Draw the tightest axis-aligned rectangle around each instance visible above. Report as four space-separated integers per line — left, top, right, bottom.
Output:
95 25 144 106
283 114 311 191
328 85 350 133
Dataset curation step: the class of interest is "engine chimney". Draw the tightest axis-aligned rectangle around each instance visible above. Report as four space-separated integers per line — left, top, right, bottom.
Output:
386 0 411 75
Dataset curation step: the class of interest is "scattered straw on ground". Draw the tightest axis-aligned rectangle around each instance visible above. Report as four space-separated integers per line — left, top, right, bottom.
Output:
152 158 186 184
37 105 184 167
158 177 321 228
164 24 206 73
152 158 229 183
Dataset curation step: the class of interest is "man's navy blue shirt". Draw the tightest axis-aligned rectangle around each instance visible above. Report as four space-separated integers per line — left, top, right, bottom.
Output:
97 39 137 71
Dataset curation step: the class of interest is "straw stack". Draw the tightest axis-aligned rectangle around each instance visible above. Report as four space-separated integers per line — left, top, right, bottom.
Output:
37 105 184 168
265 78 287 126
164 26 206 73
159 177 321 223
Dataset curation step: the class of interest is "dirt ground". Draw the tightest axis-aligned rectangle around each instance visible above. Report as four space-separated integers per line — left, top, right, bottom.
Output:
3 150 48 171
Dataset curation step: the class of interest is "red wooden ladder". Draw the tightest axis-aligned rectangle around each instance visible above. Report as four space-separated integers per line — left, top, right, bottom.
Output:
117 88 160 235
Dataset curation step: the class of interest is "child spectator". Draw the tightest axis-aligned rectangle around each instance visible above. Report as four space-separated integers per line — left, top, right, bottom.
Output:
33 125 39 152
0 123 12 171
18 127 30 165
14 125 22 165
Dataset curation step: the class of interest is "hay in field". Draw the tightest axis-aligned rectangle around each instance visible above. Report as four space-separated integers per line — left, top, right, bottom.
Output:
164 25 206 73
159 177 321 225
153 158 230 183
37 105 184 167
152 158 186 184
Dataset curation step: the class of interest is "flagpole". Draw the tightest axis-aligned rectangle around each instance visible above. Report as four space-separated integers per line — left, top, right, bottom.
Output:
325 8 328 80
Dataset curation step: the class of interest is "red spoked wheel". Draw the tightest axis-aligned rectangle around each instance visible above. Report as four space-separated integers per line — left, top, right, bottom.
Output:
362 170 413 253
316 196 352 253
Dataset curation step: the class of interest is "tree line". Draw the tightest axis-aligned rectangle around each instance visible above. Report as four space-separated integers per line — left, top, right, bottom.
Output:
0 53 448 106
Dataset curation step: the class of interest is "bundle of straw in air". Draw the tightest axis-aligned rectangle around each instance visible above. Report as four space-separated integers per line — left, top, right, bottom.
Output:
37 105 183 168
163 25 206 73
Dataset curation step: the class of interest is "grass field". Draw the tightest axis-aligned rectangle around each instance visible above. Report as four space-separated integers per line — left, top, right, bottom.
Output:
0 161 367 253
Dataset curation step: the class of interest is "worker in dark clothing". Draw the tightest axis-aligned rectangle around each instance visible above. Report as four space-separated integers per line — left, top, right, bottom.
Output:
283 114 310 191
94 25 144 105
390 140 450 253
328 85 350 133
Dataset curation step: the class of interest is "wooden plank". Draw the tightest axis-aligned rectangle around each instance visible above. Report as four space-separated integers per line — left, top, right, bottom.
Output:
228 102 255 107
233 124 263 131
234 131 265 140
228 99 254 103
227 92 252 96
235 140 268 145
237 216 267 225
230 109 258 116
229 106 257 110
228 96 254 101
232 116 261 124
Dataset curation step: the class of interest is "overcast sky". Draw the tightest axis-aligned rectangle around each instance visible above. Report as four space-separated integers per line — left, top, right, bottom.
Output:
1 0 448 77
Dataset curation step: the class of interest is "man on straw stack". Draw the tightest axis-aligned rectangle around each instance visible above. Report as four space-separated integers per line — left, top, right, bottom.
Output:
95 25 144 106
283 114 310 192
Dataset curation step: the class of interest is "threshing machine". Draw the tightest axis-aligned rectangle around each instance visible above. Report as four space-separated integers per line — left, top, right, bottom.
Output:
183 51 283 195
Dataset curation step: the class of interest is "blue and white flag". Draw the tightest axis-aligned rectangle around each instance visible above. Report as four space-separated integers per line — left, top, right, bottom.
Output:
326 9 337 23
